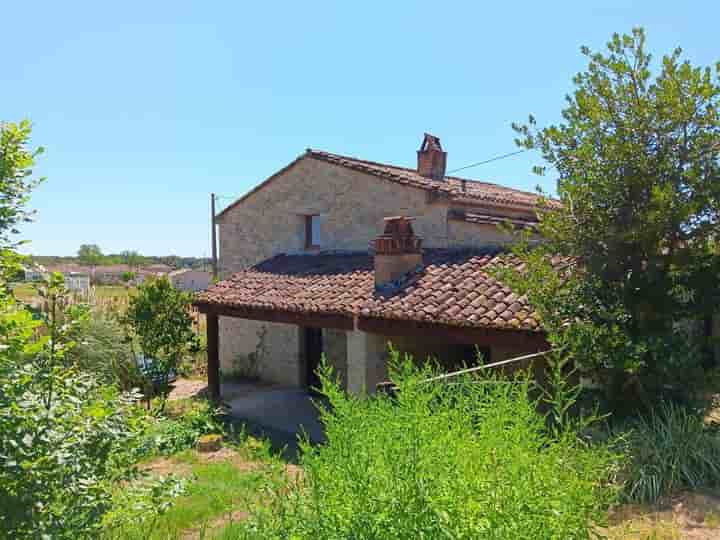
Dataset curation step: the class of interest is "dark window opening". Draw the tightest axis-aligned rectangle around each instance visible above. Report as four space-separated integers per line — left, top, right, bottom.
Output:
305 215 321 249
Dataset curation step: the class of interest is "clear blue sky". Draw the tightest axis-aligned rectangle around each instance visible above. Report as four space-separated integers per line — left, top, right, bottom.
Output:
3 1 718 256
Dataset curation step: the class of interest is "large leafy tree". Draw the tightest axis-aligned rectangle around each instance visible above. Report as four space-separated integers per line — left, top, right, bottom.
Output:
503 29 720 409
77 243 103 266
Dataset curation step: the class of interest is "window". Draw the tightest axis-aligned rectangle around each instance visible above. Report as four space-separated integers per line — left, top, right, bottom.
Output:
305 214 321 249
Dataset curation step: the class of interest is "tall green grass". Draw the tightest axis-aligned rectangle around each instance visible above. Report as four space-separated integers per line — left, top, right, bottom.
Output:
616 401 720 503
220 353 620 539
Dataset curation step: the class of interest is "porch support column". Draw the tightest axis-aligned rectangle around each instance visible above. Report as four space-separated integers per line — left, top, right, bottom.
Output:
346 330 369 396
206 312 221 401
346 330 387 396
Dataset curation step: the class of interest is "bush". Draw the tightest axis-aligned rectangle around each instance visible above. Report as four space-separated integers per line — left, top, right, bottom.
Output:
616 401 720 503
227 352 619 540
136 399 224 458
67 311 136 385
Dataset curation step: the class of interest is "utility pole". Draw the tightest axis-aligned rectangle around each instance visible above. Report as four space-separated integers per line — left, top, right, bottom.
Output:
210 193 218 280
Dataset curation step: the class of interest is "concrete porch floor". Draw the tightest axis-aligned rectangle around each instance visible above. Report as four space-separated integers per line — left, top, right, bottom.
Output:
220 380 325 448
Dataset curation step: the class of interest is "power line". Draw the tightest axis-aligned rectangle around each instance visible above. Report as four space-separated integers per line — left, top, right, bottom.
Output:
447 149 528 174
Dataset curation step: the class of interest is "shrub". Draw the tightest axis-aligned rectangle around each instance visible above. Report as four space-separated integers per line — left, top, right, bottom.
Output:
121 276 199 402
227 352 619 540
0 277 157 538
67 311 136 385
616 401 720 503
136 399 224 458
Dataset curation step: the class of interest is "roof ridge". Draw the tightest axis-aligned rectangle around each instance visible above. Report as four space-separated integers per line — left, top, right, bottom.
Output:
307 148 511 187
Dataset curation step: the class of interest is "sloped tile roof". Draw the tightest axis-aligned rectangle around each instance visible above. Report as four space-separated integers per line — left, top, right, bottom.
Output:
307 150 545 209
196 249 540 333
216 149 554 219
447 208 539 229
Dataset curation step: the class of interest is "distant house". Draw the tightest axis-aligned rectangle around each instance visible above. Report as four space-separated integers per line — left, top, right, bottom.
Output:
42 263 175 287
64 272 91 294
23 264 48 282
91 264 131 285
169 268 211 292
144 263 174 274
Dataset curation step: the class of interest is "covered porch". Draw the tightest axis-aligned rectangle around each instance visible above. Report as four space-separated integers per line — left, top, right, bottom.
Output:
195 217 549 401
199 303 548 401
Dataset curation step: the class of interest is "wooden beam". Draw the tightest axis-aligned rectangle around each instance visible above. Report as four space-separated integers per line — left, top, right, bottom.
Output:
194 302 354 330
357 316 549 349
206 312 220 401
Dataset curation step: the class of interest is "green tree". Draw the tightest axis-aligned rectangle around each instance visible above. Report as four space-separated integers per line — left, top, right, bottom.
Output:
77 244 103 266
120 250 144 269
0 120 43 252
121 276 199 402
502 29 720 410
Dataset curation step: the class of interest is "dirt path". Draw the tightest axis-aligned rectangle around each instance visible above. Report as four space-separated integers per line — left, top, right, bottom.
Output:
168 378 208 401
606 491 720 539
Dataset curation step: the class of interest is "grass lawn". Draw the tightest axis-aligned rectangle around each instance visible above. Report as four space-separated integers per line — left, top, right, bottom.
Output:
107 442 290 540
10 281 40 303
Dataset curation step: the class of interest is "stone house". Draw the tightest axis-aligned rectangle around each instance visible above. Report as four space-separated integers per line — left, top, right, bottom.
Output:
23 264 48 282
169 268 211 292
64 272 91 294
195 134 549 398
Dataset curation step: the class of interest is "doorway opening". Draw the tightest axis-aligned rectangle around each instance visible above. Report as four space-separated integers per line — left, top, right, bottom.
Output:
303 327 323 392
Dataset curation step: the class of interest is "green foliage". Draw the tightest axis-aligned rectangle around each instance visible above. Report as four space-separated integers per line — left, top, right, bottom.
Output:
0 120 43 252
121 270 136 283
501 28 720 410
67 310 136 385
77 243 104 266
0 277 152 538
226 351 620 540
615 402 720 503
120 250 145 269
138 400 225 457
121 276 199 399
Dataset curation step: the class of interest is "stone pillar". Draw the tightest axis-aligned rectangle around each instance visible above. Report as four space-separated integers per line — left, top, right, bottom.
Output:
346 330 368 395
346 330 389 396
206 313 221 401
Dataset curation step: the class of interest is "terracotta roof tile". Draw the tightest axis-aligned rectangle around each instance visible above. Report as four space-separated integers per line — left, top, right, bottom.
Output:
307 150 547 210
196 248 542 333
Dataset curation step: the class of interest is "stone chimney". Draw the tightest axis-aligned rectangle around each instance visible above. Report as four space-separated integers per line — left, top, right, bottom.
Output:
417 133 447 181
374 216 423 288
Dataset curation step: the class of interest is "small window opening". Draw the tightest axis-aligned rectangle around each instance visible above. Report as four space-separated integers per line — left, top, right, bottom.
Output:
305 215 321 249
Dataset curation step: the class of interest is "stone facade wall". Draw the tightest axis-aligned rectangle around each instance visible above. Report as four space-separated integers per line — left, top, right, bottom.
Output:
447 220 520 248
217 156 451 276
219 317 301 386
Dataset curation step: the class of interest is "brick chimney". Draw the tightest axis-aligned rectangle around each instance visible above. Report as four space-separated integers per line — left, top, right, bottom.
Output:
417 133 447 181
374 216 423 288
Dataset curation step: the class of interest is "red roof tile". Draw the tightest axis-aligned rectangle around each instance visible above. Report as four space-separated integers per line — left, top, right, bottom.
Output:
196 249 541 333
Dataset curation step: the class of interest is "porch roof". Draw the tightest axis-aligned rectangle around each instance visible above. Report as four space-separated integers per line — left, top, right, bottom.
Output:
194 248 542 335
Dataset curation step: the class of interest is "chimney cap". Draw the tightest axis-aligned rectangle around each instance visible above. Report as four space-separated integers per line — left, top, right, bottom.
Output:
419 133 443 152
417 133 447 181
